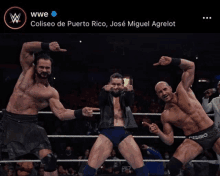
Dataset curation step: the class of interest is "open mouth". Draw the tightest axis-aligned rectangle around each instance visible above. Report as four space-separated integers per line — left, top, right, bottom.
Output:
41 73 48 76
163 95 168 99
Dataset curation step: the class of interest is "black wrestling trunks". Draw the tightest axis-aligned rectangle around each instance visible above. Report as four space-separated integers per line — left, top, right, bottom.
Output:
186 124 220 150
0 109 51 159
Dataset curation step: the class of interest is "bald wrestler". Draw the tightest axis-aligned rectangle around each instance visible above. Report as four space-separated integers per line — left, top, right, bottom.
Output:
0 41 99 176
83 73 149 176
142 56 220 176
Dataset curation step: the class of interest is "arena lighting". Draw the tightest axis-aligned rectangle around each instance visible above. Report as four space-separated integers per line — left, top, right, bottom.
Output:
198 78 209 83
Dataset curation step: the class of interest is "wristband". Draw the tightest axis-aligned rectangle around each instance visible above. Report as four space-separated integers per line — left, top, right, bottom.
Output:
170 58 181 66
41 42 50 51
74 109 83 119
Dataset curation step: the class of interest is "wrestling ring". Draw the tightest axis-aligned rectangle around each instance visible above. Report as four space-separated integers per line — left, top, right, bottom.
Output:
0 111 218 164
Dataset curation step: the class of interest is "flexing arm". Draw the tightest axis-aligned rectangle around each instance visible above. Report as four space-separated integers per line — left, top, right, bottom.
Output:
179 59 195 90
49 88 99 120
20 42 42 73
49 88 76 120
20 41 67 73
153 56 195 90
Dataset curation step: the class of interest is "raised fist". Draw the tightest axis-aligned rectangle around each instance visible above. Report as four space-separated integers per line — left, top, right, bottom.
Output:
204 88 216 98
153 56 172 66
103 84 113 91
49 41 67 52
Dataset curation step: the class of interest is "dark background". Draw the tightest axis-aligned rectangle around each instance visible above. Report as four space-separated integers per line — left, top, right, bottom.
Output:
0 33 220 160
0 33 220 107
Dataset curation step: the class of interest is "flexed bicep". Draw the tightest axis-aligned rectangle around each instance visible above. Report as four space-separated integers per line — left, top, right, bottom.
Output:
20 42 42 73
49 90 65 119
180 59 195 90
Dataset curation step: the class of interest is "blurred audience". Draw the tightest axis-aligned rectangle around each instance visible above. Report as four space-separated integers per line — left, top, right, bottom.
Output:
59 146 78 174
105 149 122 174
78 149 90 176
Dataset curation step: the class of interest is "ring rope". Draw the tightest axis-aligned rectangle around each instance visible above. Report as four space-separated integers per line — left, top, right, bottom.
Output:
47 135 186 139
0 111 215 116
0 111 216 164
0 159 218 163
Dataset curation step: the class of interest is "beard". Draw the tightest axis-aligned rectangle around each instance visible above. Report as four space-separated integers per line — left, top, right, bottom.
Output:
36 71 51 79
111 90 122 97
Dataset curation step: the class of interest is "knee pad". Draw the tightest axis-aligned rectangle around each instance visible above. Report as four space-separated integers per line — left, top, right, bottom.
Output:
83 164 96 176
167 157 183 176
134 164 149 176
41 153 57 172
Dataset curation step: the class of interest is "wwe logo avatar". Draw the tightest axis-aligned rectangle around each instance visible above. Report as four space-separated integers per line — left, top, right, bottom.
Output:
10 13 21 23
4 6 27 30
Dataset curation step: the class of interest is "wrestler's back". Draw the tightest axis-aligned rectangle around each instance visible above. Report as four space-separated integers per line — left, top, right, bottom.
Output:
6 66 52 115
164 82 214 136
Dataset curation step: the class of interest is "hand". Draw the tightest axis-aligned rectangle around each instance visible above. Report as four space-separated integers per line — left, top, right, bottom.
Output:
82 107 100 117
103 84 113 91
124 85 133 91
204 88 215 98
141 144 148 149
153 56 172 66
49 41 67 52
142 122 160 134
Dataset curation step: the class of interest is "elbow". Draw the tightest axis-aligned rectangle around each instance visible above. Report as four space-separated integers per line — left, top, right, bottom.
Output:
167 139 174 146
22 42 28 51
167 142 173 146
191 62 195 70
56 111 64 121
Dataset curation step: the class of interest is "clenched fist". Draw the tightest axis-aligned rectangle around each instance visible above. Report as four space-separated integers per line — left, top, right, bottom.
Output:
153 56 172 66
103 84 113 91
49 41 67 52
124 85 133 91
82 107 100 117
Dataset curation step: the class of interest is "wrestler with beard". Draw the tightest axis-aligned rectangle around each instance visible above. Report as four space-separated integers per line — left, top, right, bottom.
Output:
0 41 99 176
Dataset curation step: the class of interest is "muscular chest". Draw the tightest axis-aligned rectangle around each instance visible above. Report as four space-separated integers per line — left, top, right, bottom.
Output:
166 106 188 128
29 85 51 100
19 84 51 108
